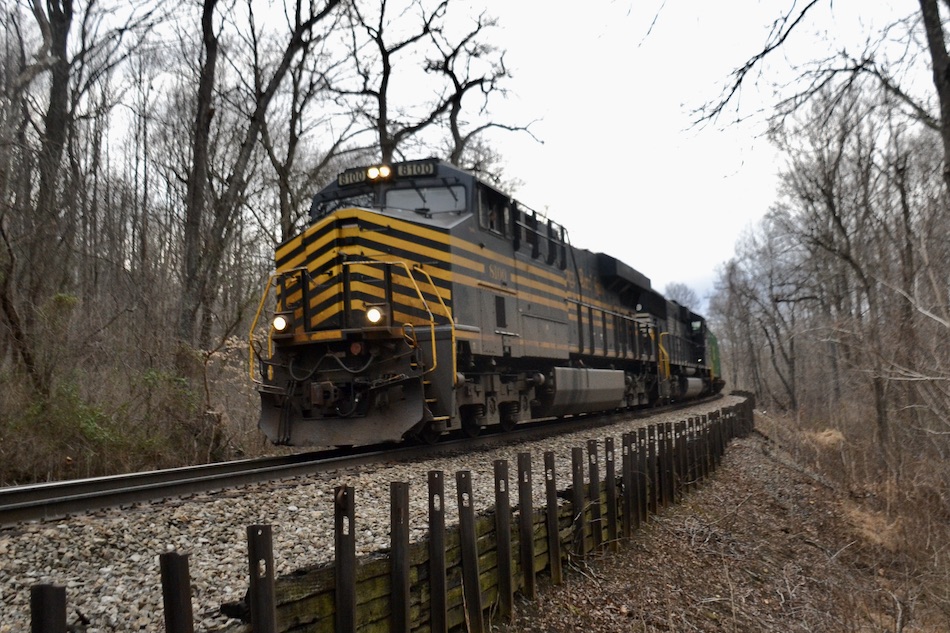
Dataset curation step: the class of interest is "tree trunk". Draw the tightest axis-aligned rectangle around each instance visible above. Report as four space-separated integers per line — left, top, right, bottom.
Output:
179 0 220 346
179 0 340 346
918 0 950 193
35 0 72 228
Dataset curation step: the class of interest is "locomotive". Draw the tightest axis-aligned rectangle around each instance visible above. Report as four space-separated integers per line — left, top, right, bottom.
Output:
250 159 724 446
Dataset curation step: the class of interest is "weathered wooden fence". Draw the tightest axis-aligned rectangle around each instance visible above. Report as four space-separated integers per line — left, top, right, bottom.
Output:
27 398 754 632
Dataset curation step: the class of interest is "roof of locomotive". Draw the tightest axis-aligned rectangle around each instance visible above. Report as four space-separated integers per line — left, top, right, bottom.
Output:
309 158 495 224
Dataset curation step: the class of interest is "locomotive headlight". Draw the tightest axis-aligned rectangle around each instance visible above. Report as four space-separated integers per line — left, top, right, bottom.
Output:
363 302 389 325
366 306 384 324
272 314 290 332
367 164 392 181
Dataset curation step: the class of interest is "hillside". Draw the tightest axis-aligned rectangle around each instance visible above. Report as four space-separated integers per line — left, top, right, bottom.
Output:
497 421 944 632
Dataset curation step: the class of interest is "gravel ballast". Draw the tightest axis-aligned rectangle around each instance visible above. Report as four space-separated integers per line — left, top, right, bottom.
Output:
0 396 744 632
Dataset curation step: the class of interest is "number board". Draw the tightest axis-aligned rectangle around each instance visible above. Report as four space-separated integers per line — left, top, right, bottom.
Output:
338 160 438 187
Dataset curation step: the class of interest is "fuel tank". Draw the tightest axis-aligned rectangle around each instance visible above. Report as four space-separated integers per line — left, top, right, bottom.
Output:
534 367 626 417
679 376 704 399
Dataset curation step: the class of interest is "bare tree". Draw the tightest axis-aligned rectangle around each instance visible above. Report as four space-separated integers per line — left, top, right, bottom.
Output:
423 9 537 167
701 1 950 194
696 3 950 443
334 0 533 167
258 37 362 242
443 134 522 191
663 282 700 311
723 213 809 412
337 0 453 163
917 0 950 190
0 1 161 396
178 0 341 347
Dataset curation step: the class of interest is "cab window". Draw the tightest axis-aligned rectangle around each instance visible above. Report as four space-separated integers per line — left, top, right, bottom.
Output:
386 185 466 213
479 187 510 236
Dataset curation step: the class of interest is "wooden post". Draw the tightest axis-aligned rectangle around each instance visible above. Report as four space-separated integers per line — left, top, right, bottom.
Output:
391 481 410 632
700 415 707 476
712 412 722 469
636 427 650 524
647 425 658 514
687 418 697 492
247 525 276 633
335 486 356 633
571 447 586 558
663 422 673 506
493 460 514 620
160 552 194 633
720 408 729 455
457 470 485 633
543 451 563 585
701 414 711 480
30 585 66 633
428 471 447 633
621 433 633 537
604 437 618 550
674 421 684 502
587 439 602 549
518 452 536 600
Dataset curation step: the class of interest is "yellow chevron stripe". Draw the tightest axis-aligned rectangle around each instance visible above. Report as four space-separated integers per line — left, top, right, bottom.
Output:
285 254 570 318
280 208 564 286
275 208 587 323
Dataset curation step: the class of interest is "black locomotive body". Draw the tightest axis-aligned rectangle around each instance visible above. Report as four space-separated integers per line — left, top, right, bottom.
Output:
250 159 724 446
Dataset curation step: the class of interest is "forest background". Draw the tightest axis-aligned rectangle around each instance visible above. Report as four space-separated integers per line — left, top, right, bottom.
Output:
2 0 950 624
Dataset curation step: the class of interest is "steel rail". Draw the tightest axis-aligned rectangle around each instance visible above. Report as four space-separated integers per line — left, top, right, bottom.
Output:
0 396 721 528
0 446 387 527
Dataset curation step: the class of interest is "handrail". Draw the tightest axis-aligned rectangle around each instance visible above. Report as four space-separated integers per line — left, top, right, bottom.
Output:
343 260 456 378
411 264 458 383
248 273 278 382
248 260 457 383
657 332 671 382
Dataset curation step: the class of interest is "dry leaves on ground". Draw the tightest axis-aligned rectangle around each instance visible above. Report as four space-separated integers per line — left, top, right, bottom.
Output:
495 432 943 632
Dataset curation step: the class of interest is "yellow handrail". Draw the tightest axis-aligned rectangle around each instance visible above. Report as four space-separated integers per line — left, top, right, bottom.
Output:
248 273 278 382
249 260 457 383
657 332 671 382
342 260 456 378
411 264 458 382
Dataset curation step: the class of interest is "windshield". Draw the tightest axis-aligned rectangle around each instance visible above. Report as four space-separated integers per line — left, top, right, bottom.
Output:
311 191 375 218
386 185 466 213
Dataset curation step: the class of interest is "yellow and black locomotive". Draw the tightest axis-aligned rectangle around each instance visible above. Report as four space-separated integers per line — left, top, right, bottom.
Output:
250 159 723 446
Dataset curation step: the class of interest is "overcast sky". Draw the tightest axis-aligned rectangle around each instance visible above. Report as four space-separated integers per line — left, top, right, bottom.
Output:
471 1 917 312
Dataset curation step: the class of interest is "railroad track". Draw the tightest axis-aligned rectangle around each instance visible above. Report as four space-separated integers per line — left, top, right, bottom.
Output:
0 396 720 528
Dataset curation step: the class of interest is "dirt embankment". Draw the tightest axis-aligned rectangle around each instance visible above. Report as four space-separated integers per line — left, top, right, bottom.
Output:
497 429 945 632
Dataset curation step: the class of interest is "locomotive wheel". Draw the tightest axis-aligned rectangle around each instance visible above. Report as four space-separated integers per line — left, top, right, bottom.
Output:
499 403 519 432
461 407 481 438
462 417 481 438
417 424 442 445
